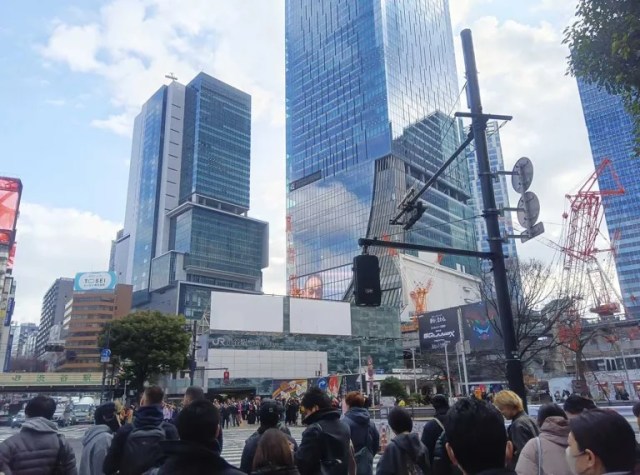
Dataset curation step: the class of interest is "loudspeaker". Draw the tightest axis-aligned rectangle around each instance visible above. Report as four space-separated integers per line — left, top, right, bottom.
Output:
353 254 381 306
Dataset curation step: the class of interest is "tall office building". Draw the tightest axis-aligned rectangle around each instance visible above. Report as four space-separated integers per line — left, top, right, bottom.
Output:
114 73 268 318
577 82 640 318
285 0 477 305
35 278 74 357
466 121 518 265
59 274 132 373
10 322 38 359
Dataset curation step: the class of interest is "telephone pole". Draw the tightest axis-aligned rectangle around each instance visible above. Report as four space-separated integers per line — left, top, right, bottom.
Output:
460 28 527 407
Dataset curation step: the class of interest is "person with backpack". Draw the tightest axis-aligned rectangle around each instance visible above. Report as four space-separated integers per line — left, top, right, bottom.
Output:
79 402 120 475
241 399 298 473
343 391 379 475
515 403 571 475
252 428 300 475
295 387 353 475
0 395 77 475
103 386 179 475
376 407 429 475
150 399 243 475
420 395 448 466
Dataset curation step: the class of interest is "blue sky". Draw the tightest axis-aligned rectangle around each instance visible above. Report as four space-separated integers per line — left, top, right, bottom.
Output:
1 0 595 324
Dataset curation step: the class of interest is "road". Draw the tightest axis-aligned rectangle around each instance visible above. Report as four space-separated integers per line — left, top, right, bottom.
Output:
0 423 384 470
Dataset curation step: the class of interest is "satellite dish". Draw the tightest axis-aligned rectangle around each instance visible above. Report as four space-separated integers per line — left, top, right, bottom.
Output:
512 157 534 193
517 191 540 228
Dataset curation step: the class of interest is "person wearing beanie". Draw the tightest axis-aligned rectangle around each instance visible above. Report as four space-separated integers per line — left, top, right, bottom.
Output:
79 402 120 475
240 399 298 473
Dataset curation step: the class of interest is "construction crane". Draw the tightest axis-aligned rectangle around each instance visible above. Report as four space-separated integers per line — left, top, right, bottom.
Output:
560 158 625 318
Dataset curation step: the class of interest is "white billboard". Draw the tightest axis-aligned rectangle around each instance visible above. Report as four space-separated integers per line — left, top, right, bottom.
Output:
289 298 351 336
397 252 481 321
210 292 283 332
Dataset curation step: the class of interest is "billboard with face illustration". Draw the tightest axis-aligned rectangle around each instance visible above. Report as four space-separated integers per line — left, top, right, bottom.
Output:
460 302 502 352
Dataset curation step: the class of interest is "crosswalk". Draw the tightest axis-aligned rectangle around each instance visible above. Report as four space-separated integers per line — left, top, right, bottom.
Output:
219 425 382 471
0 424 90 444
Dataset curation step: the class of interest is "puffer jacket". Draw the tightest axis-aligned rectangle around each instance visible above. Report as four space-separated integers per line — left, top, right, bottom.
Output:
343 408 380 455
0 417 77 475
79 425 113 475
375 433 430 475
515 416 571 475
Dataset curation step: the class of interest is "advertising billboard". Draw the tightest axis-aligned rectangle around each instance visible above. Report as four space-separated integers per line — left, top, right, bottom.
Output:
0 177 22 246
73 272 117 292
418 307 459 351
210 292 284 333
289 298 351 336
460 302 502 352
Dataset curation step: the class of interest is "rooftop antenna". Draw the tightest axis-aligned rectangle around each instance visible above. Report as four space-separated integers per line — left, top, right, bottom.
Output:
165 72 178 82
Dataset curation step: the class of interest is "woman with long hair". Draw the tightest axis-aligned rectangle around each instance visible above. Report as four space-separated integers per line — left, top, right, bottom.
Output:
252 428 300 475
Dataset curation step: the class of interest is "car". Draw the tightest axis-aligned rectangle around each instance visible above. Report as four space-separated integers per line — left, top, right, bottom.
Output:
11 411 25 428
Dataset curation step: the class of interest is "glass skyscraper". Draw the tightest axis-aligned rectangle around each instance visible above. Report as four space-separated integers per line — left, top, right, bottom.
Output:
466 121 518 266
286 0 477 305
577 81 640 318
116 73 268 317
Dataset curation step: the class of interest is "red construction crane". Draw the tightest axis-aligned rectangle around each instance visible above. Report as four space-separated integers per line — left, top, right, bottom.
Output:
560 158 625 317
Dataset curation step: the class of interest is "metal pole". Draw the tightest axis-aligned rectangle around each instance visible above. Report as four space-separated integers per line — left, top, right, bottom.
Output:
457 308 469 396
444 343 453 397
411 348 418 394
461 29 527 409
100 325 111 404
456 344 463 395
189 321 197 387
357 346 364 394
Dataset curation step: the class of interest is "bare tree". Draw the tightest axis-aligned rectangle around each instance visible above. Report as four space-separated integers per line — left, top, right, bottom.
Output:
481 258 579 371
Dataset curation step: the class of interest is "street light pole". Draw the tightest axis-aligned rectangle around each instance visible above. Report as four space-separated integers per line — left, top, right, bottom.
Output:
444 343 453 397
410 348 418 394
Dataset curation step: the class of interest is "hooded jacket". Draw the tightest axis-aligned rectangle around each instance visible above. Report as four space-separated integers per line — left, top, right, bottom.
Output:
0 417 77 475
375 433 430 475
343 407 380 456
103 405 179 475
240 425 298 473
152 440 244 475
515 416 572 475
79 425 113 475
294 408 352 475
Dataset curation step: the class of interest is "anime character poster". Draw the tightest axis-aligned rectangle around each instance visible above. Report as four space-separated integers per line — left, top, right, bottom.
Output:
460 302 502 352
328 375 340 399
272 379 307 399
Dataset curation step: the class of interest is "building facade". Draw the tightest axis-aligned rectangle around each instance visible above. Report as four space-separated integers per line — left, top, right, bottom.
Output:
114 73 268 318
465 121 518 265
59 281 132 372
36 278 74 357
10 323 38 359
285 0 477 306
576 82 640 318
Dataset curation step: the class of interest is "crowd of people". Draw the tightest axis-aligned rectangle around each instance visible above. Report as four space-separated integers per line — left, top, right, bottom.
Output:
0 386 637 474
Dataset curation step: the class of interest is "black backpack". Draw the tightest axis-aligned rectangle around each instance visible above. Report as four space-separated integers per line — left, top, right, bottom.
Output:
311 423 350 475
121 424 167 475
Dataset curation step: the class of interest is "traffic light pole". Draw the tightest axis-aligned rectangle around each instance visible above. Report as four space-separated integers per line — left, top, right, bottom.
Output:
461 29 527 409
189 321 197 387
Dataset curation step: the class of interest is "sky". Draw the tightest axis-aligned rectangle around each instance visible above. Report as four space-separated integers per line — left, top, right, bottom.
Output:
0 0 596 325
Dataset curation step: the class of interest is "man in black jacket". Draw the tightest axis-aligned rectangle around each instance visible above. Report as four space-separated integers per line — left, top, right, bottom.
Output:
445 398 515 475
295 387 352 475
103 386 179 475
151 400 243 475
421 394 448 465
241 399 298 472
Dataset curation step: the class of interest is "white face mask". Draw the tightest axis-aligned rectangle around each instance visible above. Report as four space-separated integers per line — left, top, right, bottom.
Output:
565 446 581 475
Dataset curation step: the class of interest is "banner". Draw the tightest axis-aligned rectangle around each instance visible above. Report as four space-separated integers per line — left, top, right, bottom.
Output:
460 302 502 352
418 307 458 350
272 379 308 399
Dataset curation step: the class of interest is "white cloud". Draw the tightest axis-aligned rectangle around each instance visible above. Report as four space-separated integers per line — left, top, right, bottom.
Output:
45 99 66 107
11 203 120 324
91 112 135 137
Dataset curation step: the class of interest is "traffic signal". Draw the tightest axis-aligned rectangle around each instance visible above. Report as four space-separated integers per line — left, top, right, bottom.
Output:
403 200 427 230
223 371 230 384
353 254 381 306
